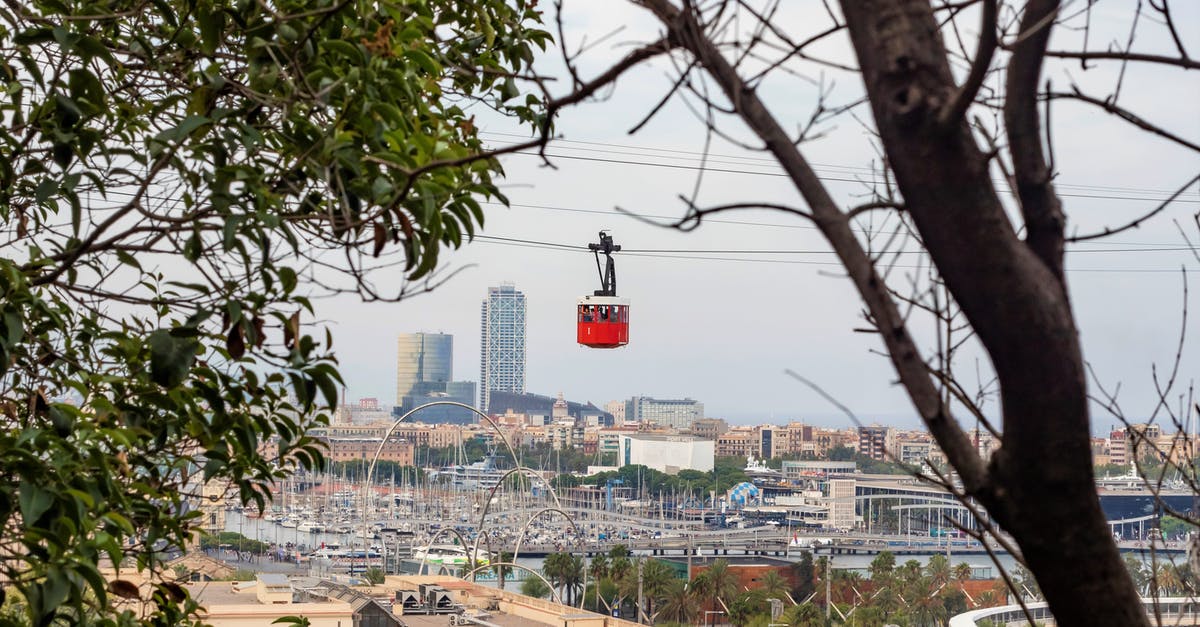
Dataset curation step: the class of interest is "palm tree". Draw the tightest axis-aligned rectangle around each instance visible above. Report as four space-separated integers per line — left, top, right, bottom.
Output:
696 558 738 611
1154 563 1185 595
759 570 790 600
781 603 825 627
925 554 951 587
589 554 610 582
868 551 896 582
543 552 570 602
907 577 942 627
953 562 973 583
493 551 514 590
657 579 697 625
561 554 585 607
641 559 675 619
727 589 769 625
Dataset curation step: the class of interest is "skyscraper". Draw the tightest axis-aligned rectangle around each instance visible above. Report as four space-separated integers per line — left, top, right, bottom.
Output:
479 283 526 413
396 332 453 406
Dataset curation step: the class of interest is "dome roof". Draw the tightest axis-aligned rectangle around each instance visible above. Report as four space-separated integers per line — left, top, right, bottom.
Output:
728 481 760 506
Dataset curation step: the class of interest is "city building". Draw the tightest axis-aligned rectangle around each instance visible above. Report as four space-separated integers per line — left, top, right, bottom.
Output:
829 478 856 529
690 417 728 440
890 431 947 467
395 333 476 423
605 400 626 422
625 396 704 430
324 437 415 466
781 460 857 481
715 427 756 458
336 397 394 425
758 425 779 459
619 433 714 473
858 425 894 460
480 283 526 413
396 332 452 403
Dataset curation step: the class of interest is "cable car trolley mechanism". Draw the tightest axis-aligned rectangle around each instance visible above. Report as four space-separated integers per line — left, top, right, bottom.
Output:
577 231 629 349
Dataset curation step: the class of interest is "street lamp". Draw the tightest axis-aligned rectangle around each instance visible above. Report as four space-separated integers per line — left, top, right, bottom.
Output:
705 610 725 627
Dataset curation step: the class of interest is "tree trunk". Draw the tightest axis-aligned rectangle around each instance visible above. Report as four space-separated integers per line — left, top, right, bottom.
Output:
836 1 1146 624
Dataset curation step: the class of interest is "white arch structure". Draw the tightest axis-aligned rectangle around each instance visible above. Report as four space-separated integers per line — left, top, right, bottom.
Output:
360 400 590 608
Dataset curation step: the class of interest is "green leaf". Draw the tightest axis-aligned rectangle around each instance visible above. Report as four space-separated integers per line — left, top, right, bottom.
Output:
148 329 197 388
18 480 53 527
197 6 225 56
404 48 441 75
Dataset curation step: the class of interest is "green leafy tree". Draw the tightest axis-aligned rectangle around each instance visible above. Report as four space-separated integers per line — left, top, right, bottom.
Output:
0 0 551 624
727 589 770 626
362 567 386 585
791 551 816 601
781 602 827 627
520 577 552 600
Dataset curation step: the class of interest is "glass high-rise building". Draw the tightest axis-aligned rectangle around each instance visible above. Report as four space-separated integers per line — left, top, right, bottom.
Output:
395 332 453 406
479 283 526 413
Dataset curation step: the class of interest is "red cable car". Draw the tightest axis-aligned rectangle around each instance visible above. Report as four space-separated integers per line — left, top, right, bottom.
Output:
577 232 629 349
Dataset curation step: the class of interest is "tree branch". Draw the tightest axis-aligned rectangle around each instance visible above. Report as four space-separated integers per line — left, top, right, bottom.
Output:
637 0 989 495
1041 50 1199 70
1047 89 1200 154
1069 174 1200 242
939 0 997 125
1005 0 1066 282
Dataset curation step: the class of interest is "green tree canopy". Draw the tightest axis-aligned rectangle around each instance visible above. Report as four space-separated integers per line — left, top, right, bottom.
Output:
0 0 550 623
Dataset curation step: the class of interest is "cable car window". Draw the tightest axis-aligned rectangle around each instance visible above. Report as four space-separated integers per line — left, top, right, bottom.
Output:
581 305 593 322
599 305 609 321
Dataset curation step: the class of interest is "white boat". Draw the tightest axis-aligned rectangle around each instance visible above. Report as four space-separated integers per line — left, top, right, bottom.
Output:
280 517 298 529
434 452 508 491
298 520 323 533
412 545 490 566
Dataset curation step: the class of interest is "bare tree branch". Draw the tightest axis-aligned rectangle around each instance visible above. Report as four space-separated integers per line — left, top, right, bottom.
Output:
939 0 997 125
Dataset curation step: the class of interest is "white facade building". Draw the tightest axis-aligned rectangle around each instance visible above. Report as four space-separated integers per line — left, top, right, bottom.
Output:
479 283 526 413
619 434 714 474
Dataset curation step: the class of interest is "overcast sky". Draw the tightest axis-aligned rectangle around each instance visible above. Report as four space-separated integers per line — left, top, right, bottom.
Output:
325 1 1200 432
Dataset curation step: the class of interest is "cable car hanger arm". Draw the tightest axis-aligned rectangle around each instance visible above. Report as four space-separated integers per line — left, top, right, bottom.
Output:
588 231 621 296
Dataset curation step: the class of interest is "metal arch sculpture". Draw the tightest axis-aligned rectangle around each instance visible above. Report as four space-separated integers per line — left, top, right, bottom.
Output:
468 465 559 582
510 506 587 563
360 401 542 571
359 400 592 607
472 465 564 543
363 401 523 490
459 562 564 605
509 506 594 609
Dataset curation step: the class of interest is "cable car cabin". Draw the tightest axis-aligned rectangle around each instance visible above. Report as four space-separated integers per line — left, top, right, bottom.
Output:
577 295 629 348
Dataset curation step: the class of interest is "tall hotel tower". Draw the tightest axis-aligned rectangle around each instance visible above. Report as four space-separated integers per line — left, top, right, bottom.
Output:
479 283 526 413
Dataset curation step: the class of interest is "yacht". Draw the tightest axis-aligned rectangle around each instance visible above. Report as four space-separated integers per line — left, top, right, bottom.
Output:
411 545 490 566
434 452 507 491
